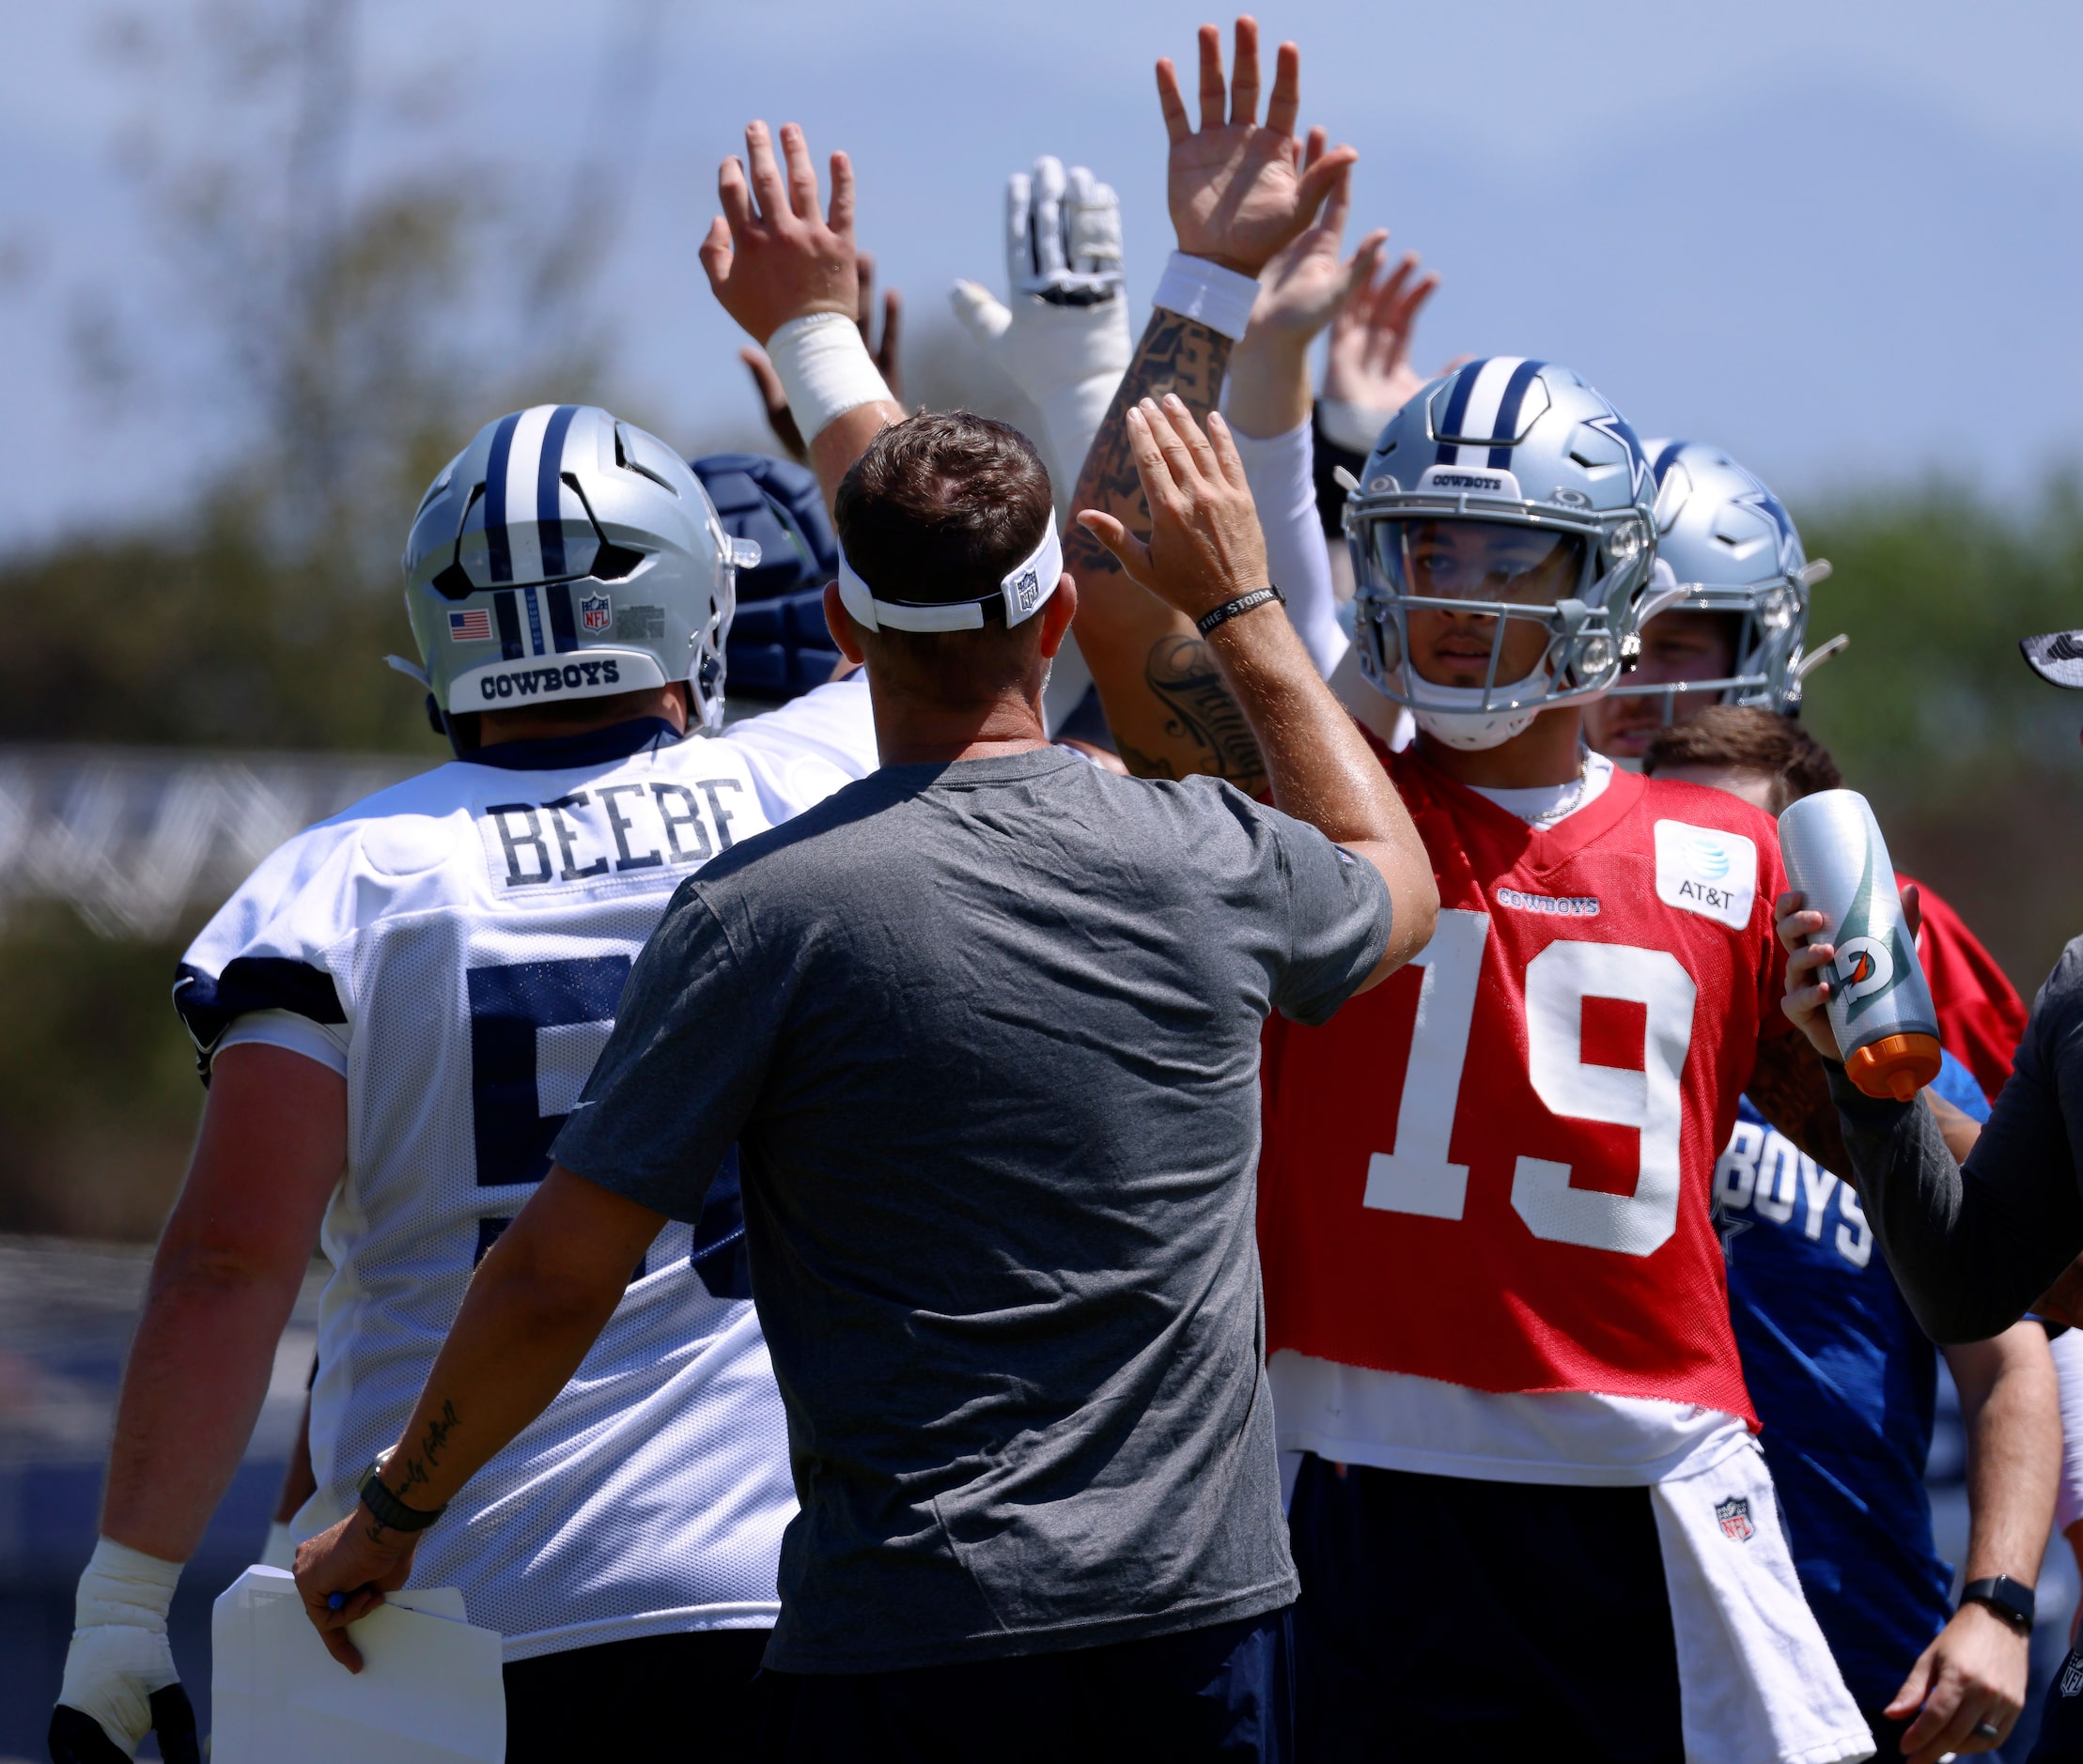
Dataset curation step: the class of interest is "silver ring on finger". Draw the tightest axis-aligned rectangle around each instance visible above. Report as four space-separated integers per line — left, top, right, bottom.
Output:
1972 1719 2003 1741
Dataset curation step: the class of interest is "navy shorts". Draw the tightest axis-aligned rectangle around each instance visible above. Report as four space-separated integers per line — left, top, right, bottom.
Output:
757 1605 1294 1763
2029 1642 2083 1762
1287 1454 1683 1762
503 1628 768 1762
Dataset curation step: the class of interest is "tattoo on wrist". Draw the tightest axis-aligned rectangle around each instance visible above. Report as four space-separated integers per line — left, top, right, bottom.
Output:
1146 635 1265 786
420 1400 459 1467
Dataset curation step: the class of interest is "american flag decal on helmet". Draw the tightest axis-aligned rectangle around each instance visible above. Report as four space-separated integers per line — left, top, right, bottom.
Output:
448 608 493 642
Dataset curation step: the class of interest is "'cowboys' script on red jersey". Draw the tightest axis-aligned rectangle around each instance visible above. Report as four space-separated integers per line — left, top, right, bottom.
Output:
1259 750 1795 1422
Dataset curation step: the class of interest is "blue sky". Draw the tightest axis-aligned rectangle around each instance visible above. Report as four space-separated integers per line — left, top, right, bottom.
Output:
3 0 2080 546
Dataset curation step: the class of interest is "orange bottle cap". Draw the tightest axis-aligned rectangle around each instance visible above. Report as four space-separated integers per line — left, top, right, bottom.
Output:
1846 1033 1943 1103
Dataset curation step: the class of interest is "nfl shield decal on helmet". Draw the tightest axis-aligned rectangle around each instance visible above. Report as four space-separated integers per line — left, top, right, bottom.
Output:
1716 1496 1755 1542
580 594 613 634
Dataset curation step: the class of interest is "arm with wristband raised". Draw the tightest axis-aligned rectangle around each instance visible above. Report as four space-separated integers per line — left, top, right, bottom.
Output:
1065 18 1354 790
698 120 906 511
50 1044 343 1763
1222 146 1383 681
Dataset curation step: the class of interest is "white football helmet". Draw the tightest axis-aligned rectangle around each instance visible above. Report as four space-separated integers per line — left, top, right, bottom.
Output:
1603 439 1826 716
402 405 757 743
1345 358 1662 749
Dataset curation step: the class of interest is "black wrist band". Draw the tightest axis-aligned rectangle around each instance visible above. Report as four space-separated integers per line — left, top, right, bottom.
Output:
1960 1575 2035 1632
358 1460 446 1533
1195 585 1285 637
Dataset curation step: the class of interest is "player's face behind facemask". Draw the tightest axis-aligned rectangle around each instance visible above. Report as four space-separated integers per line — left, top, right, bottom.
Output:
1384 518 1588 692
1583 609 1742 761
832 412 1061 709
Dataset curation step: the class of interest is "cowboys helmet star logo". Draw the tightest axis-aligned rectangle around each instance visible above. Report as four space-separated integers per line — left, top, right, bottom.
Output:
1580 410 1655 502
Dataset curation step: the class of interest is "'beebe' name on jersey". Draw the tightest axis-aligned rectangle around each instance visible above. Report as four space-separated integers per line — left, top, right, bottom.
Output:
479 775 750 891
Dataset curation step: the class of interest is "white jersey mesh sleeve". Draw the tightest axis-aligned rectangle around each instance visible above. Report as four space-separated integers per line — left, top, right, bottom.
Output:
176 677 877 1659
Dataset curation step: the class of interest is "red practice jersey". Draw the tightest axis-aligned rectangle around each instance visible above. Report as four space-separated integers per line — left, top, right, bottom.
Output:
1259 749 1795 1423
1897 873 2028 1103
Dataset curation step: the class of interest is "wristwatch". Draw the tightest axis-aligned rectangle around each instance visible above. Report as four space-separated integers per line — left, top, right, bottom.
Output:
357 1457 446 1533
1959 1575 2035 1633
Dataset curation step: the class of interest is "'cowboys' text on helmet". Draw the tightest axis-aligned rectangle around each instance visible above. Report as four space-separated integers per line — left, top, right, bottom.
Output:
1345 359 1660 749
403 405 757 737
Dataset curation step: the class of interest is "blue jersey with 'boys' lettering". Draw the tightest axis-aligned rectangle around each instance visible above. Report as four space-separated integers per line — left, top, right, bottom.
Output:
1715 1052 1990 1708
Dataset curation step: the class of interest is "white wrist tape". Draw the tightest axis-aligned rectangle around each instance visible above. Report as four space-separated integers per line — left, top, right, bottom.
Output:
1317 396 1398 457
62 1539 183 1752
1151 250 1262 341
765 312 894 442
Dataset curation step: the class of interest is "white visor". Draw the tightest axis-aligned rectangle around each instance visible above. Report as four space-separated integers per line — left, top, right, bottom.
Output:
837 514 1062 633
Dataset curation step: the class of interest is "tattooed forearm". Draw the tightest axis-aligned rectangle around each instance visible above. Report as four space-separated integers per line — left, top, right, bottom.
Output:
419 1400 459 1466
1064 309 1234 584
1146 635 1266 787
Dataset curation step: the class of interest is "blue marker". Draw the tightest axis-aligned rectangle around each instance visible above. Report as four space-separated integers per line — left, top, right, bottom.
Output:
328 1592 345 1611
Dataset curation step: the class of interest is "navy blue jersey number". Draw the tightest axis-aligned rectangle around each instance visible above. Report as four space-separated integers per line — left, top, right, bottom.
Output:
466 954 749 1295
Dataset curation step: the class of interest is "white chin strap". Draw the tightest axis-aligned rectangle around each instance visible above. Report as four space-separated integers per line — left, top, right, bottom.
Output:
1407 663 1551 750
837 515 1062 633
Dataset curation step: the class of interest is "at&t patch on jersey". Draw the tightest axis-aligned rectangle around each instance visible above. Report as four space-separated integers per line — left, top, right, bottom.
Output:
1654 820 1757 930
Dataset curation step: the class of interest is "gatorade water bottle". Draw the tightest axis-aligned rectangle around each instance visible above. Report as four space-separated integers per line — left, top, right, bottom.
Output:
1777 789 1943 1101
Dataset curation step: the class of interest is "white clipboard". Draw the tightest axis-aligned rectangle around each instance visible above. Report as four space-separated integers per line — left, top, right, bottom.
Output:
211 1566 505 1763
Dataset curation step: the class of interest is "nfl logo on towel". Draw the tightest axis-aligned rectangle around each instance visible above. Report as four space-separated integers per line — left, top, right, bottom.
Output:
580 594 613 634
448 607 493 642
1715 1496 1755 1542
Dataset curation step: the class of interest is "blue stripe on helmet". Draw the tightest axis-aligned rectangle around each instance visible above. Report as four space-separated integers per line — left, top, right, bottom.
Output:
1433 358 1487 466
522 585 547 656
494 589 524 660
1485 359 1546 469
1652 440 1687 485
547 581 579 653
536 404 580 577
483 411 522 583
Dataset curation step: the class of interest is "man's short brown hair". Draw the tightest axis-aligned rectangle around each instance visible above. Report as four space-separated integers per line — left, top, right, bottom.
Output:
833 412 1055 704
1641 705 1842 812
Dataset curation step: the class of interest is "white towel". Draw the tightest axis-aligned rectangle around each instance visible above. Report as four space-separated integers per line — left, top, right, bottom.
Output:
1651 1436 1874 1764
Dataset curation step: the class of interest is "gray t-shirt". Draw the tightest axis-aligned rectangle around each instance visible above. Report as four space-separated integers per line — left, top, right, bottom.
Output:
1829 934 2083 1343
553 745 1391 1673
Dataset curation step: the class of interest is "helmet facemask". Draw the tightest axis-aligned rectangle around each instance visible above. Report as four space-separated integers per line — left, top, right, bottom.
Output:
1349 502 1655 749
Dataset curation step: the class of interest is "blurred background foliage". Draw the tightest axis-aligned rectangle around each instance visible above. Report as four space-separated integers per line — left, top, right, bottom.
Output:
1 0 2077 1242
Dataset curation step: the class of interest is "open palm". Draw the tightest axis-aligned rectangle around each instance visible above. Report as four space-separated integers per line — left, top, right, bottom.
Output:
1158 19 1354 277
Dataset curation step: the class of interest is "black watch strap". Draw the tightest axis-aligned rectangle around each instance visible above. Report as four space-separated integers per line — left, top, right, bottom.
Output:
1960 1575 2035 1632
357 1460 445 1533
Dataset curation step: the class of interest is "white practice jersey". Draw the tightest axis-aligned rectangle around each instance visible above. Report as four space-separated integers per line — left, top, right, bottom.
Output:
176 678 878 1659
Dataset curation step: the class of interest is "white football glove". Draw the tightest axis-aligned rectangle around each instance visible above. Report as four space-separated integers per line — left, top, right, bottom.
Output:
51 1539 197 1763
951 155 1131 503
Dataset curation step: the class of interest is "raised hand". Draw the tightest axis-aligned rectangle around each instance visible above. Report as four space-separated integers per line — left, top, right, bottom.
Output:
741 249 902 460
700 120 859 347
951 156 1132 497
1078 395 1269 625
1158 18 1355 276
1324 251 1453 419
1247 147 1386 348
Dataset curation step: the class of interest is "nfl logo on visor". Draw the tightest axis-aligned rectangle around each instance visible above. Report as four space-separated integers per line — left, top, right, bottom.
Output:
1008 569 1042 620
580 594 613 635
1716 1496 1755 1542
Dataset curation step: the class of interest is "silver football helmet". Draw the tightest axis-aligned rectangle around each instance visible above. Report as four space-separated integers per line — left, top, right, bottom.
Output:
1345 358 1661 749
1604 439 1827 715
402 404 757 735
